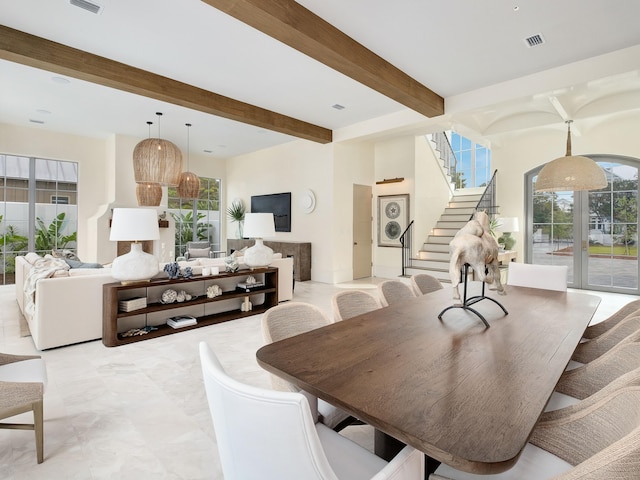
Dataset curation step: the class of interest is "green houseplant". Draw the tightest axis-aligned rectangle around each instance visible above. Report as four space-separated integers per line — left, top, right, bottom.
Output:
226 201 246 239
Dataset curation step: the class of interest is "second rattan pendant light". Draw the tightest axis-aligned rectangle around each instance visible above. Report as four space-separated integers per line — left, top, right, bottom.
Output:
176 123 201 199
133 112 183 186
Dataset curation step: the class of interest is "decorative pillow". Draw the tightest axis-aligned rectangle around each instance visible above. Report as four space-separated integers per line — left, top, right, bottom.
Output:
52 249 80 261
25 252 41 264
188 247 211 258
64 258 103 269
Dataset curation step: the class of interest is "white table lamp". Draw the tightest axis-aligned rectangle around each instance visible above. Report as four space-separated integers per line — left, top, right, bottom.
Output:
110 208 160 283
243 212 276 268
496 217 520 251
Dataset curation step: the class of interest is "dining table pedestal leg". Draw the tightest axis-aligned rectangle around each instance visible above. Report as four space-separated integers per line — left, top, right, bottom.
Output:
374 429 440 479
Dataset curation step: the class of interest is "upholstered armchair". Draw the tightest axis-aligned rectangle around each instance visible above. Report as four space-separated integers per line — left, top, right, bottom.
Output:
184 241 213 260
0 352 48 463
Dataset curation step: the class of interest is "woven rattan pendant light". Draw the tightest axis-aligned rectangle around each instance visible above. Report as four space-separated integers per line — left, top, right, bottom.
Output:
136 182 163 206
133 112 183 186
177 123 201 199
535 121 607 192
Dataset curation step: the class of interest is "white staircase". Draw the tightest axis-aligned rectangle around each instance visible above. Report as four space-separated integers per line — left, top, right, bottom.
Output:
405 192 483 283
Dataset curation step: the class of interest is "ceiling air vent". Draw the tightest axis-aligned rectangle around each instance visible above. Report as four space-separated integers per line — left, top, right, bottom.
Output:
524 34 545 48
70 0 103 14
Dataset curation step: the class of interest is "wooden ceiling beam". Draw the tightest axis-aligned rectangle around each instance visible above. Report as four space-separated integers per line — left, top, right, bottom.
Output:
202 0 444 118
0 25 332 144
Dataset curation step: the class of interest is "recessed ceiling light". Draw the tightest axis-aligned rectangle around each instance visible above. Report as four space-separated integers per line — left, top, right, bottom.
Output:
29 119 45 124
332 104 345 110
513 6 519 11
36 109 51 115
51 76 71 84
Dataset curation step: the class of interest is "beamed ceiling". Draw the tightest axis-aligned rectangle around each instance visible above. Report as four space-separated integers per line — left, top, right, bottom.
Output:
1 0 640 158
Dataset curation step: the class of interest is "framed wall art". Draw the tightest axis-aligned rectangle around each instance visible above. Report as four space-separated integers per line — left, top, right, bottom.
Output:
378 194 409 247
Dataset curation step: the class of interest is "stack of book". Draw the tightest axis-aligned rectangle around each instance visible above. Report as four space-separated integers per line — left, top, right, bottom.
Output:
167 315 197 329
118 296 147 312
236 281 265 292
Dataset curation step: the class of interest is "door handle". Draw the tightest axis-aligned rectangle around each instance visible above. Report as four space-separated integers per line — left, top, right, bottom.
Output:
582 240 587 251
353 242 358 246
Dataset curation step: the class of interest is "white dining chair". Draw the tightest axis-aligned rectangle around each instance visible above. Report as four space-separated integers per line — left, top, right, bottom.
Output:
506 263 568 292
199 341 425 480
430 386 640 479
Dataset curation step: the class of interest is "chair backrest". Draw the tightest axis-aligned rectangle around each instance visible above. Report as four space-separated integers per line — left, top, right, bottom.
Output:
556 340 640 400
186 241 211 258
332 290 382 321
410 274 443 295
377 280 417 306
531 386 640 468
507 263 568 292
199 342 339 480
262 302 331 392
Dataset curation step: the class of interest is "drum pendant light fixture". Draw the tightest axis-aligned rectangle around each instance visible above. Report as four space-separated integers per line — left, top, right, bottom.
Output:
133 112 183 186
535 121 607 192
176 123 201 199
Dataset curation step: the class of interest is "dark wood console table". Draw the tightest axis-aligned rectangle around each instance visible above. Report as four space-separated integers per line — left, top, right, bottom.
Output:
227 239 311 281
103 267 278 346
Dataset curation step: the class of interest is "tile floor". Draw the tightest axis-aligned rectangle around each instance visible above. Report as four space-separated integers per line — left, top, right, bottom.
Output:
0 279 635 479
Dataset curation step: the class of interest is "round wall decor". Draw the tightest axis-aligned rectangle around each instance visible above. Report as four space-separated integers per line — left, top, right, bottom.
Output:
299 189 316 214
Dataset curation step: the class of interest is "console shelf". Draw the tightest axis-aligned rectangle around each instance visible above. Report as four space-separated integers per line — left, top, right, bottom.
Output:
103 267 278 347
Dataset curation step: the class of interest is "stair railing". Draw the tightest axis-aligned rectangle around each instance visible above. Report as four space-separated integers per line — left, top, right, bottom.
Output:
429 132 458 194
473 169 499 219
400 220 414 276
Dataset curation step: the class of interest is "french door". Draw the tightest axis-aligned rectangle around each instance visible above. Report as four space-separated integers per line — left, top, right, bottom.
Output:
527 155 639 294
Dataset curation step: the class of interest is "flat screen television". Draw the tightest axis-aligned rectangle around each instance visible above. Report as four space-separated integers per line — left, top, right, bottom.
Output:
251 192 291 232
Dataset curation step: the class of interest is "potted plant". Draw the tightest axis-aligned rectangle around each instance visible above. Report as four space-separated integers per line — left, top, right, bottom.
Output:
227 201 246 239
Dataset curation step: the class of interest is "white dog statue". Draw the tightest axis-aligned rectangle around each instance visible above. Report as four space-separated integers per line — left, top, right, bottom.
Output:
449 211 505 304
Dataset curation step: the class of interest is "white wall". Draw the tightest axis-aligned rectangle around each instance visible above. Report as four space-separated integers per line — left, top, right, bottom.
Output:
226 139 335 282
0 123 108 262
333 142 375 283
373 136 416 278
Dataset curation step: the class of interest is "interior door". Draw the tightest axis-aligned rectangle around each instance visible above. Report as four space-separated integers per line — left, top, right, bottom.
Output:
353 184 372 279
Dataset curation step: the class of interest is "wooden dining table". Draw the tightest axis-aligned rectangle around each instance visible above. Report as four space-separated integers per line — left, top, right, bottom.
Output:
256 282 601 476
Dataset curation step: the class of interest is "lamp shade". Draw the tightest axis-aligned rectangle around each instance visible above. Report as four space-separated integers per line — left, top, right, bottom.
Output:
496 217 520 233
535 121 607 192
242 213 275 269
132 138 183 186
535 155 608 192
110 208 160 241
243 213 276 239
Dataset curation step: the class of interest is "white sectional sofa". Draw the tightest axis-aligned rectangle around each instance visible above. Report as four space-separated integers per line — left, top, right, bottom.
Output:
15 254 294 350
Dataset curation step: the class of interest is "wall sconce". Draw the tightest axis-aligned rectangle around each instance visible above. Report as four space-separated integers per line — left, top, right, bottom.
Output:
376 177 405 185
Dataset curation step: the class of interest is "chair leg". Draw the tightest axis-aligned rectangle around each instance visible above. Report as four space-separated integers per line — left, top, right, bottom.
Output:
33 399 44 464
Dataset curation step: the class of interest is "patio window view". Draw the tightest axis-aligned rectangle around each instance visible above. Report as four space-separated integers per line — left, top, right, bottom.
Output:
0 154 78 285
530 157 639 294
167 177 221 260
